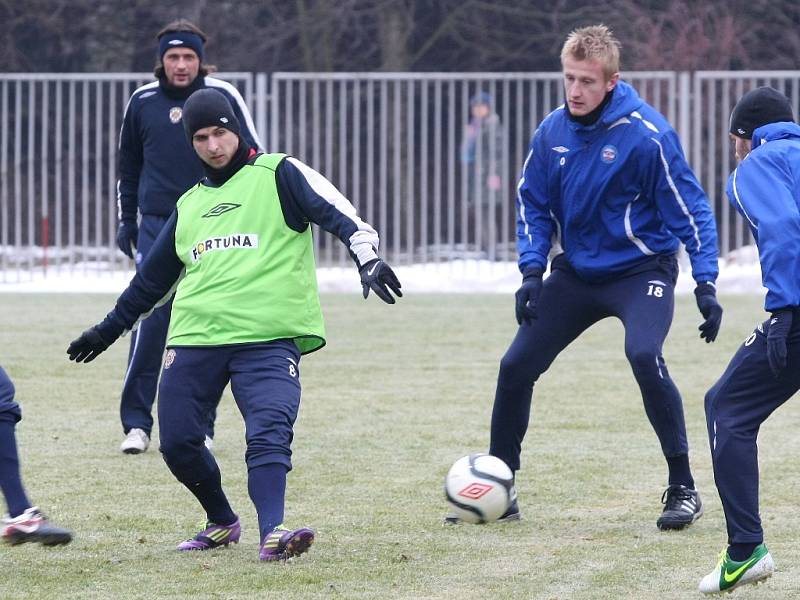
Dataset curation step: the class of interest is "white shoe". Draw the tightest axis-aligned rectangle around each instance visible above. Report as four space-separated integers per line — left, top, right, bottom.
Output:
204 435 214 451
699 544 775 594
120 428 150 454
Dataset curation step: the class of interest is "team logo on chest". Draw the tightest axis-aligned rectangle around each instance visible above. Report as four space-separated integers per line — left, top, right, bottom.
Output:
202 203 241 218
600 144 618 163
169 107 183 124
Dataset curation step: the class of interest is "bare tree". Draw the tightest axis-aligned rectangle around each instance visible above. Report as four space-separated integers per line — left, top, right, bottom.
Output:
618 0 748 71
2 0 800 73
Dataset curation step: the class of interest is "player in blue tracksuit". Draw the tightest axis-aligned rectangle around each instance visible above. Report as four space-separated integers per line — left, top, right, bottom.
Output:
698 87 800 594
115 19 261 454
459 26 722 530
0 366 72 545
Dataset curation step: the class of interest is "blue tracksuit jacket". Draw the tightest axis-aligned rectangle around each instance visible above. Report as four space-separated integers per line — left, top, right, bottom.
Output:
517 80 719 283
726 121 800 311
117 77 262 220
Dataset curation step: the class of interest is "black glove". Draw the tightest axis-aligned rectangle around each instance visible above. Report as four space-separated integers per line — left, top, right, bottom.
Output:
116 220 138 259
766 309 793 378
515 267 544 325
67 314 125 363
67 327 113 363
359 259 402 304
694 282 723 343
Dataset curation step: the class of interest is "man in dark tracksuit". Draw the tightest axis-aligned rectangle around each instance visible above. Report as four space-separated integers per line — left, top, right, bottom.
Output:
115 20 261 454
698 87 800 594
450 26 722 530
0 367 72 546
69 89 401 562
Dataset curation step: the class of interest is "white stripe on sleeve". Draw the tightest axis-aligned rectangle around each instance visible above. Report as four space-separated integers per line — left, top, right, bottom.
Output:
650 137 701 250
731 167 758 230
287 157 380 265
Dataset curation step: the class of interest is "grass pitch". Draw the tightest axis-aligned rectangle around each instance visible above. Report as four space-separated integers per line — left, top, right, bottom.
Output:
1 292 799 599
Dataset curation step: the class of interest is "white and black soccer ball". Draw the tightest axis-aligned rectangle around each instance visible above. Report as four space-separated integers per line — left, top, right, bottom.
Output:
444 453 514 524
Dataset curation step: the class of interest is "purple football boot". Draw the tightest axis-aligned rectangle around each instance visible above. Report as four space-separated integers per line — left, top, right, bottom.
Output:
177 517 241 551
259 526 315 561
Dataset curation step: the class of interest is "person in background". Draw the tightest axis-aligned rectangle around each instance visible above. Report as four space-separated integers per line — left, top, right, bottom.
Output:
115 19 261 455
461 91 504 257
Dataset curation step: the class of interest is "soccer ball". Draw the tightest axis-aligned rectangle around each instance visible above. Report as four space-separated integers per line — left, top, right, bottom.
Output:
444 453 514 524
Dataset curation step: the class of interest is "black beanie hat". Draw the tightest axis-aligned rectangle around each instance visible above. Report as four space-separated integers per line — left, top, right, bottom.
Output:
182 88 241 142
729 86 794 139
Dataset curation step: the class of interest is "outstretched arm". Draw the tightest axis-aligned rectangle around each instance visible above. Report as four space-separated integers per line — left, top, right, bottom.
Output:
275 157 401 303
67 213 185 362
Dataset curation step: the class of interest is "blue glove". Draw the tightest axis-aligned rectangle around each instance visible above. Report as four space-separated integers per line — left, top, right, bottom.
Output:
694 282 722 343
767 309 793 378
116 220 138 259
359 259 402 304
515 267 544 325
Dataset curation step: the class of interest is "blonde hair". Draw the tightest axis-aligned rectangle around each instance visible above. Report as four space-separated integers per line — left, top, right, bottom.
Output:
560 24 621 79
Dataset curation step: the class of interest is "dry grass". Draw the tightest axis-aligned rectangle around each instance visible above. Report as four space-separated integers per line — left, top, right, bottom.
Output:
0 292 798 599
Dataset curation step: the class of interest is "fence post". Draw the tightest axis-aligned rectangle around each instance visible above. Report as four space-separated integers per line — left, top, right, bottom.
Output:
678 72 691 163
255 73 268 151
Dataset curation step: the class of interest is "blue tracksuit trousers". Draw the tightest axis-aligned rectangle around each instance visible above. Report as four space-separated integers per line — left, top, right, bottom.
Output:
704 315 800 544
0 366 21 425
490 255 688 472
0 366 31 516
157 340 302 504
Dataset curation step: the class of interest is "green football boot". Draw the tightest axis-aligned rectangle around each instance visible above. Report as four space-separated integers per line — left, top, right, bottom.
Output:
698 543 774 594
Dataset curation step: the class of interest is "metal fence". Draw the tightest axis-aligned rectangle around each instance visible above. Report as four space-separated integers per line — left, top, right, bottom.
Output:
0 72 254 281
1 70 799 282
692 71 800 258
270 71 680 267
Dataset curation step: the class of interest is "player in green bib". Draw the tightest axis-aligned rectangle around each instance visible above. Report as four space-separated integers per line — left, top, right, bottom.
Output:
67 89 402 562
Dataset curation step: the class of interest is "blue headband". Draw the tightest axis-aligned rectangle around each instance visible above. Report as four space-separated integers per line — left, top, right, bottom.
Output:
158 31 204 62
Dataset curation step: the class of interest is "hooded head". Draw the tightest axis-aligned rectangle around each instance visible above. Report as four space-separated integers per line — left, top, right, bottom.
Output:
183 89 252 183
470 92 492 108
729 86 794 140
182 88 241 143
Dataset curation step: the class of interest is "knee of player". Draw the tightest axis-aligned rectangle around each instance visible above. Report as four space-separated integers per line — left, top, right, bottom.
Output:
498 352 542 384
0 377 15 405
624 347 660 372
159 436 199 463
0 404 21 425
703 386 719 414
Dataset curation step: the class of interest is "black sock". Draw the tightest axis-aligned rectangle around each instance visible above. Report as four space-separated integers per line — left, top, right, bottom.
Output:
0 420 32 518
185 469 237 526
728 542 759 561
666 454 694 489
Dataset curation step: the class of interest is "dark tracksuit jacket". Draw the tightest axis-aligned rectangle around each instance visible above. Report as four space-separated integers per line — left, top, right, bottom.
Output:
115 76 261 435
